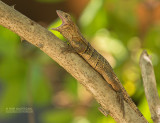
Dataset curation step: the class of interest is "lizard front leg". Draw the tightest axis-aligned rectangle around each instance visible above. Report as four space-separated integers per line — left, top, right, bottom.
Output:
61 44 76 53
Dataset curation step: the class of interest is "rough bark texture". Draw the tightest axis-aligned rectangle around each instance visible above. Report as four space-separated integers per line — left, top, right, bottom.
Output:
140 50 160 123
0 1 147 123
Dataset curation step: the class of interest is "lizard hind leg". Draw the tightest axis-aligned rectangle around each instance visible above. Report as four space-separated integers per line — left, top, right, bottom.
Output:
98 107 109 117
117 91 125 117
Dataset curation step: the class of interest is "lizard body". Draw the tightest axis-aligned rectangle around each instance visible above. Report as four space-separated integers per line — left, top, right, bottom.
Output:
52 10 143 118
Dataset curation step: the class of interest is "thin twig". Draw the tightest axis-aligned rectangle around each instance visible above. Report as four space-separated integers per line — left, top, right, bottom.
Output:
140 50 160 123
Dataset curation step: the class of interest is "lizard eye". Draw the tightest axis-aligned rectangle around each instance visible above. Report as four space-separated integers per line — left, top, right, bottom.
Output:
65 15 68 18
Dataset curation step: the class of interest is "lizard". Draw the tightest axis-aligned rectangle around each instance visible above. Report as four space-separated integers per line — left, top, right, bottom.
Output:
52 10 144 118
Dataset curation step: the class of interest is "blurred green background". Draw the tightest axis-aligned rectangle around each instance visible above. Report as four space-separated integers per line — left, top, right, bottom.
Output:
0 0 160 123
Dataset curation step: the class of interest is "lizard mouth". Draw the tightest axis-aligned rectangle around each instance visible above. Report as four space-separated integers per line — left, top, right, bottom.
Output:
52 10 65 31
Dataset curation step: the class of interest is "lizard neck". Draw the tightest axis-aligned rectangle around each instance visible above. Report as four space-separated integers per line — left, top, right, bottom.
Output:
60 23 79 41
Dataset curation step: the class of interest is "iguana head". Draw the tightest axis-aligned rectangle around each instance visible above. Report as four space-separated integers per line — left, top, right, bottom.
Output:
52 10 87 52
52 10 74 32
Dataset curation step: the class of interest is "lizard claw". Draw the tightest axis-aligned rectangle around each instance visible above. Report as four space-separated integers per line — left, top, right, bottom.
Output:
117 91 125 117
98 107 109 117
61 44 76 54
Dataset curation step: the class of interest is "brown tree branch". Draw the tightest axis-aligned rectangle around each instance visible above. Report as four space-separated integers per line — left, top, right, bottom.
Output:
0 1 147 122
140 50 160 123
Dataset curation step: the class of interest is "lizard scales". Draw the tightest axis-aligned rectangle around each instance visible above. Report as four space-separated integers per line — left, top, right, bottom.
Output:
52 10 143 117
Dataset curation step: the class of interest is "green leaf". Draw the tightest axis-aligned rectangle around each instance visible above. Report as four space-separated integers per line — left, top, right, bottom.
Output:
29 63 52 106
79 0 107 37
63 74 78 98
41 109 73 123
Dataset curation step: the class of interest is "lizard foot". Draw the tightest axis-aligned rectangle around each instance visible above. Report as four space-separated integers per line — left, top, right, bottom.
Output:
98 107 109 117
117 91 125 117
61 44 76 54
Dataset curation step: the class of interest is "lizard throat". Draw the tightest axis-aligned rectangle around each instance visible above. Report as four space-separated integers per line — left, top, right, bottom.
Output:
52 10 66 31
52 23 64 31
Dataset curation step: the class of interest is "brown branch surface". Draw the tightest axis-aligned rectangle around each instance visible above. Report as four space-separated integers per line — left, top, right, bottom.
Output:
140 50 160 123
0 1 147 123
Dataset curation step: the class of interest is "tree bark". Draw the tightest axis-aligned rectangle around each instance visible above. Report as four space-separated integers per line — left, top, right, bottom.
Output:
140 50 160 123
0 1 147 123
